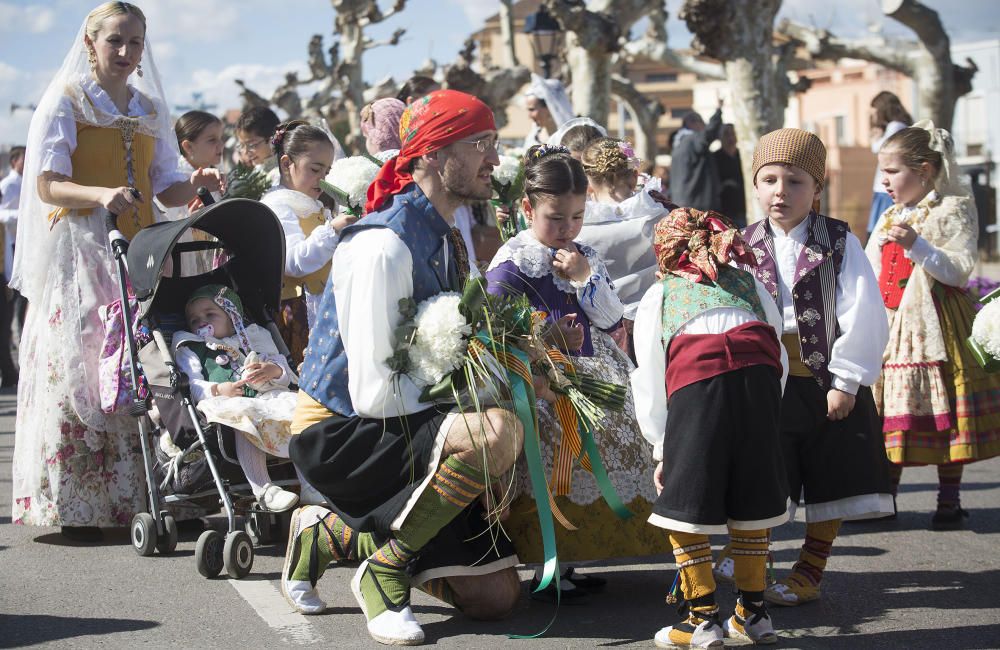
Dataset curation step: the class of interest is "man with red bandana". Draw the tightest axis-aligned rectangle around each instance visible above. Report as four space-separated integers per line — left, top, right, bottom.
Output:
281 90 524 645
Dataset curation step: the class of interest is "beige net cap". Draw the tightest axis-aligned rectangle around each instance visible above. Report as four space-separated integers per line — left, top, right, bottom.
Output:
751 128 827 188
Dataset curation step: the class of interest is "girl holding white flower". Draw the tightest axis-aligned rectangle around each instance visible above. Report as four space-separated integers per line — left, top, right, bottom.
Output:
867 122 1000 530
485 145 662 602
261 121 354 363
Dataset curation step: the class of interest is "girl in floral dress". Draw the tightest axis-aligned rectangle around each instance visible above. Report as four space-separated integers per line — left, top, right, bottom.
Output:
867 121 1000 529
485 145 662 602
11 2 221 540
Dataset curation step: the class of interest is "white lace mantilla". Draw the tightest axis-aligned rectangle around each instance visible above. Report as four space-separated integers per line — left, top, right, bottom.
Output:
585 178 666 225
487 229 607 295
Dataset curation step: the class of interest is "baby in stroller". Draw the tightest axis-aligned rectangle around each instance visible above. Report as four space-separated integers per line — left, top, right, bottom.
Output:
172 283 320 512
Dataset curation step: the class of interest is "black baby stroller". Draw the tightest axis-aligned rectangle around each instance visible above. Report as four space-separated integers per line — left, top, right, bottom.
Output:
105 196 297 579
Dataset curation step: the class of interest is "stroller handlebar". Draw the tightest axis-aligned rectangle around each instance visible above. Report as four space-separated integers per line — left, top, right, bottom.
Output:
105 209 129 253
197 186 215 206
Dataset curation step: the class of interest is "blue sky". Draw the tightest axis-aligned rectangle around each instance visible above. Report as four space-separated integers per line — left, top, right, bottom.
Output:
0 0 997 145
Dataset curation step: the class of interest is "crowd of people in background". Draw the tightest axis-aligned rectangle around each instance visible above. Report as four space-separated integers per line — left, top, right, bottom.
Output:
5 2 1000 648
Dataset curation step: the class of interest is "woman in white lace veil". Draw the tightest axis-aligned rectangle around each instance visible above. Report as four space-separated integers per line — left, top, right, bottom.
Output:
521 74 575 149
11 2 220 539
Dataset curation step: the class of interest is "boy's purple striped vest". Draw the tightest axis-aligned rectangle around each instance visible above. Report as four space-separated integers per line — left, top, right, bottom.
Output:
739 213 848 389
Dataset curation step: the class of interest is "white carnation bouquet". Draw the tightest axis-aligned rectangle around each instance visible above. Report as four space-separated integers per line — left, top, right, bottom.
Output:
491 154 526 242
320 155 381 216
402 292 471 385
969 287 1000 373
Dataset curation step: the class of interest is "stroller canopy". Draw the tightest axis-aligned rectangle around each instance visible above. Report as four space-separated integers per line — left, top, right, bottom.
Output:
126 198 286 321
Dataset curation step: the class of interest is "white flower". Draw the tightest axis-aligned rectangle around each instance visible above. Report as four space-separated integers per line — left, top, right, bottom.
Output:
972 300 1000 360
326 156 381 211
407 292 472 385
492 155 522 186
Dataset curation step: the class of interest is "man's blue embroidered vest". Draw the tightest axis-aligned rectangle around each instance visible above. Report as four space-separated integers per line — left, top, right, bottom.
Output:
299 185 460 416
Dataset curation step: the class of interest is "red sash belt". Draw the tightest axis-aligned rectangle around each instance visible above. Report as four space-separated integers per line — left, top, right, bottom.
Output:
666 321 782 398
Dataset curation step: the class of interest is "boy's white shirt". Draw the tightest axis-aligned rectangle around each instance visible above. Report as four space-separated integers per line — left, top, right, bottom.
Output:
630 277 787 461
769 216 888 395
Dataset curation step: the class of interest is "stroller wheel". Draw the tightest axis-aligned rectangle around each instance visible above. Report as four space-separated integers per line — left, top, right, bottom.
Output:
224 531 255 579
156 514 178 554
246 510 274 546
196 530 225 578
131 512 158 557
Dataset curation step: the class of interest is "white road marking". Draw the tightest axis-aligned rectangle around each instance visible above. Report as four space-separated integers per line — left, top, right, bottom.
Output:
229 578 323 644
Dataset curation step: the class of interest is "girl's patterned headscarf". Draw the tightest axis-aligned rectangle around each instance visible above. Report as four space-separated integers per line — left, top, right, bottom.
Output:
361 97 405 155
365 89 496 213
187 284 252 352
653 207 757 283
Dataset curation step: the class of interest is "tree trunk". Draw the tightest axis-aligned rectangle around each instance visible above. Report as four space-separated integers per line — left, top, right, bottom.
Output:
567 34 611 122
682 0 784 222
499 0 518 68
884 0 955 129
338 22 366 149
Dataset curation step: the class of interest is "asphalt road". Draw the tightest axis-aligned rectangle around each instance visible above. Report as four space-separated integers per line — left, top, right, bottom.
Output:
1 387 999 649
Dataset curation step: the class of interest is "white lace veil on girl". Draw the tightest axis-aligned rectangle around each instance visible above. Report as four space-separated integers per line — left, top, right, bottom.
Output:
913 119 971 199
548 117 608 148
11 6 179 301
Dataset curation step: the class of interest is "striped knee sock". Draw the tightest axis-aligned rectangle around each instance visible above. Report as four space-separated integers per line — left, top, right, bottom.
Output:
290 510 363 585
418 578 457 607
360 538 419 618
789 520 841 588
937 464 964 508
358 455 486 621
729 528 770 594
668 531 716 601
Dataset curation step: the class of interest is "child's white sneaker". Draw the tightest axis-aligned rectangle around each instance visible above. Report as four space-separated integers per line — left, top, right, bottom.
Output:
724 597 778 645
654 607 724 648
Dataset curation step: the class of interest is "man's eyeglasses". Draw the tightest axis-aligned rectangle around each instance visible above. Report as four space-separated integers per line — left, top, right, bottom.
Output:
458 135 500 154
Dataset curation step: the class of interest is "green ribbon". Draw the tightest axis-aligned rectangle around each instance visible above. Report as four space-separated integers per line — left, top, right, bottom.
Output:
577 420 634 520
472 333 561 638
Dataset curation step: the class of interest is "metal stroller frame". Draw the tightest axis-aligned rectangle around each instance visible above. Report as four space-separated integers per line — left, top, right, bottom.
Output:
105 194 294 579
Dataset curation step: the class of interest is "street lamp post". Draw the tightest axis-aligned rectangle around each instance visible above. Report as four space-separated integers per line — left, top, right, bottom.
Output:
523 5 561 79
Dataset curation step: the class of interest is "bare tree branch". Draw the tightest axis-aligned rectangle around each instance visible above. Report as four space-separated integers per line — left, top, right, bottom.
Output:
621 0 724 79
779 0 977 129
777 20 912 75
883 0 947 54
363 27 405 51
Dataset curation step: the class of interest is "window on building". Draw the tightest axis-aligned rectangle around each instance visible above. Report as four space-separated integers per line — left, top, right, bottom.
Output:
670 107 691 118
835 115 849 147
646 72 678 83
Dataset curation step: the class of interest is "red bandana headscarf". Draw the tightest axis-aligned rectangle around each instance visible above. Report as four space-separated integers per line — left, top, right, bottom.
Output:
365 89 496 214
653 207 757 283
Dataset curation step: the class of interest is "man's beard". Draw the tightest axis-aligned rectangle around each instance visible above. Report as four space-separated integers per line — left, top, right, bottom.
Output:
442 158 493 202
